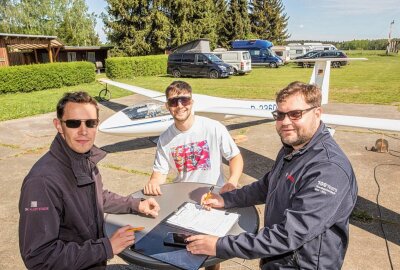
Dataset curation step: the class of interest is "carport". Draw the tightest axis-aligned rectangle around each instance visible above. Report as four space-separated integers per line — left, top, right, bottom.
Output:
0 33 64 67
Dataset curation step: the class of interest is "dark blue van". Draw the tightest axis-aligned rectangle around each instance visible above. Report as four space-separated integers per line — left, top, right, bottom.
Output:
231 40 283 68
167 52 233 79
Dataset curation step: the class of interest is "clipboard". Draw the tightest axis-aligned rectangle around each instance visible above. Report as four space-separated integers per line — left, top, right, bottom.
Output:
132 202 240 270
166 202 240 237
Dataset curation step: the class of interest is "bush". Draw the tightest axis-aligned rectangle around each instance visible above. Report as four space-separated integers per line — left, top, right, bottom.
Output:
106 55 167 79
0 62 95 94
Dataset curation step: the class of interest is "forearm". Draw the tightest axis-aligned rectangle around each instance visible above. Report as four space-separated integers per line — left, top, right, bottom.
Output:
103 190 140 214
222 175 269 208
227 154 243 186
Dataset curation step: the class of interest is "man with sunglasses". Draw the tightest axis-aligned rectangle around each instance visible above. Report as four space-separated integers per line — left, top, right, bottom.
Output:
144 81 243 195
19 92 160 270
186 81 358 270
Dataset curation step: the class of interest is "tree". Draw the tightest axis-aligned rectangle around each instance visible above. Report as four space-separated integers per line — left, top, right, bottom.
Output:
0 0 99 45
163 0 218 50
58 0 99 45
225 0 251 42
103 0 170 56
250 0 290 44
214 0 230 48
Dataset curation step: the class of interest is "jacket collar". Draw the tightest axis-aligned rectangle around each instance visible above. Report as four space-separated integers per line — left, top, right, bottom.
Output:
50 133 107 186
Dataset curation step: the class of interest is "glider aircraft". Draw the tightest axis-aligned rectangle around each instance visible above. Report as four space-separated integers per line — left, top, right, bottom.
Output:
98 58 400 137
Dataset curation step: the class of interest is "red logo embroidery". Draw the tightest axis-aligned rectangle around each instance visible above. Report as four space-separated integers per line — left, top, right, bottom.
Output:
287 174 295 183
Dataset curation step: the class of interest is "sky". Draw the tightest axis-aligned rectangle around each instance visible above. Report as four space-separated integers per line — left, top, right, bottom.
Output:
86 0 400 44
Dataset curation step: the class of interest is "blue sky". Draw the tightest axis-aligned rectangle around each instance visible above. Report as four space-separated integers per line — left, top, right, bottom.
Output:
86 0 400 43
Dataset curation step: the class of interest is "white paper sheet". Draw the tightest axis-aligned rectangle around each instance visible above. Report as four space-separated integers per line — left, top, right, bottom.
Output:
166 202 240 237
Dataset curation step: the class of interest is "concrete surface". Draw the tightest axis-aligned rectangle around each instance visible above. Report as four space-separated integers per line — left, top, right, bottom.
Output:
0 94 399 269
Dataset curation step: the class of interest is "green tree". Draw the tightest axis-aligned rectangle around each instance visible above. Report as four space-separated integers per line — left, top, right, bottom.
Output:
0 0 99 45
167 0 217 49
103 0 170 56
215 0 230 48
58 0 99 45
225 0 251 42
250 0 290 44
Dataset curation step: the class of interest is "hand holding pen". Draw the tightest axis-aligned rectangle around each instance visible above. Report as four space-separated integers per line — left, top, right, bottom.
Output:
200 185 225 210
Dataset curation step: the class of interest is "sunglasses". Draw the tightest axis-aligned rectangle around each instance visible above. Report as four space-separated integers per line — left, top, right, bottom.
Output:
167 96 192 107
60 119 99 128
272 107 317 121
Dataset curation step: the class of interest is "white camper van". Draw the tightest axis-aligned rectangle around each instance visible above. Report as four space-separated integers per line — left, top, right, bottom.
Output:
213 49 252 74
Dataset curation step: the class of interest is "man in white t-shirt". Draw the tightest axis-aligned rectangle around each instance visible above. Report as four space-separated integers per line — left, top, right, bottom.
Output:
144 81 243 196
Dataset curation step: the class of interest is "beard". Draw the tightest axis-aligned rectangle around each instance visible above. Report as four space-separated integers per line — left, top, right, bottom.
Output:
278 125 316 148
280 132 311 147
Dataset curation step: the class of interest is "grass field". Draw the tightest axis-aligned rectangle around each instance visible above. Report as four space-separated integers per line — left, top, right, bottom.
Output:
0 50 399 121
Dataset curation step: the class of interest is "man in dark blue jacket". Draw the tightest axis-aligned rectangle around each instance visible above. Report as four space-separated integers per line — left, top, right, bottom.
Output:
187 81 358 269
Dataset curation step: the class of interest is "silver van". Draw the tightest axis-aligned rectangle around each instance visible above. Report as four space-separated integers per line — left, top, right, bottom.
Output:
213 50 252 75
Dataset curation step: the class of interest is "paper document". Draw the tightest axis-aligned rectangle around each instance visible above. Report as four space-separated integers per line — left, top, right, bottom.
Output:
166 202 240 237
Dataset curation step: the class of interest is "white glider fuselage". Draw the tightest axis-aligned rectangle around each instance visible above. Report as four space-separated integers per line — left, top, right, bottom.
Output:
99 58 400 137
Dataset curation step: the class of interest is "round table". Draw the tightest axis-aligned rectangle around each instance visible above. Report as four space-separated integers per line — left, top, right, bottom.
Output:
105 182 259 269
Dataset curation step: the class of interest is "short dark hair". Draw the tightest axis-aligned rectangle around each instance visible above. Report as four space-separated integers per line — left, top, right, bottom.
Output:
56 91 99 119
165 81 192 98
276 81 322 107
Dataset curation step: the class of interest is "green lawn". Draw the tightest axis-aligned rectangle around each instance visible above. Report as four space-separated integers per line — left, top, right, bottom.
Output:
0 50 399 121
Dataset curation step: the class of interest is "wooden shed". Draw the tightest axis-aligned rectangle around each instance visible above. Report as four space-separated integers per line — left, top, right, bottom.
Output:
0 33 112 68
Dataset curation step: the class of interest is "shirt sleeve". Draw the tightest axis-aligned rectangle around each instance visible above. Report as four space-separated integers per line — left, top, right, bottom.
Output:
19 177 112 270
217 162 356 259
217 123 240 160
152 138 170 174
102 189 140 214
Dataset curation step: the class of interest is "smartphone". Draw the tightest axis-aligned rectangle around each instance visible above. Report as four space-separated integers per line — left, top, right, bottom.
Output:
163 232 192 247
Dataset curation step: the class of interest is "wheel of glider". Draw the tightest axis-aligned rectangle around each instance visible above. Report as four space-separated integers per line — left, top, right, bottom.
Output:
172 69 181 78
269 62 278 68
209 70 219 79
99 88 111 101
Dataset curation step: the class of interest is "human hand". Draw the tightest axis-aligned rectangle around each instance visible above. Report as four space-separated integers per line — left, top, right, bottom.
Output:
219 182 237 194
186 234 218 256
138 197 160 217
200 192 224 210
109 225 135 255
143 179 162 195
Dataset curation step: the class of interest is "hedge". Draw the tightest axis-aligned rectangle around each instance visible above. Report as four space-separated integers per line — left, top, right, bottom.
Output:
0 61 95 94
106 55 167 79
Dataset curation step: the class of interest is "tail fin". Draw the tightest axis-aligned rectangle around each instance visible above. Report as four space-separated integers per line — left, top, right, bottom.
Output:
309 60 331 105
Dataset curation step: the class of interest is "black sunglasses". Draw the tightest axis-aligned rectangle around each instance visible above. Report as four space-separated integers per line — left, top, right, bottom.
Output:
60 119 99 129
167 96 192 107
272 107 317 121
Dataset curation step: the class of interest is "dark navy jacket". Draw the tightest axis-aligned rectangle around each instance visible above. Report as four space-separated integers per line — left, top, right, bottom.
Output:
217 123 358 269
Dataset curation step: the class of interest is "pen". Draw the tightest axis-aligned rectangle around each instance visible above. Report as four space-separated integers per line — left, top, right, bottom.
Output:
202 185 214 205
126 226 145 233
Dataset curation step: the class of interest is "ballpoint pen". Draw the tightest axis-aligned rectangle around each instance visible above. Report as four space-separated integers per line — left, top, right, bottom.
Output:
126 226 145 233
202 185 214 206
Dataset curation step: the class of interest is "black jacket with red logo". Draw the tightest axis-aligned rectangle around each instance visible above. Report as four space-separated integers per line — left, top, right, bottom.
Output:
217 123 358 269
19 134 141 270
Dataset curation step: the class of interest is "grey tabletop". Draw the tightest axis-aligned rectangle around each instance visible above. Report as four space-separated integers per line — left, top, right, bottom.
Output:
104 182 259 269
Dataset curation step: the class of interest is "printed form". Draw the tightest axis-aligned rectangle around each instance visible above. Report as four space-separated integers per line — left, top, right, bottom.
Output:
166 202 240 237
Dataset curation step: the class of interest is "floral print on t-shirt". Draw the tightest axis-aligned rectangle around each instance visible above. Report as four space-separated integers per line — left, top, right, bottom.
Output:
171 140 211 172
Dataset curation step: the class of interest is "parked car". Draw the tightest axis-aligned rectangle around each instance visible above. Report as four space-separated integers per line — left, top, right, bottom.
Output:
213 50 252 75
231 40 283 68
167 52 234 78
295 50 348 68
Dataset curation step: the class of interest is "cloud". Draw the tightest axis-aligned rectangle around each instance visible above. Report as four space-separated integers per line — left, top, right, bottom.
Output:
299 24 304 28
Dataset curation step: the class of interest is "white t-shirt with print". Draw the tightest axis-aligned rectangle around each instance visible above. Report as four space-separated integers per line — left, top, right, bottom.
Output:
153 116 240 187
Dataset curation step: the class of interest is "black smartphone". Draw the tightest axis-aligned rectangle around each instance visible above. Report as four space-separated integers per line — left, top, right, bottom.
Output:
163 232 192 247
